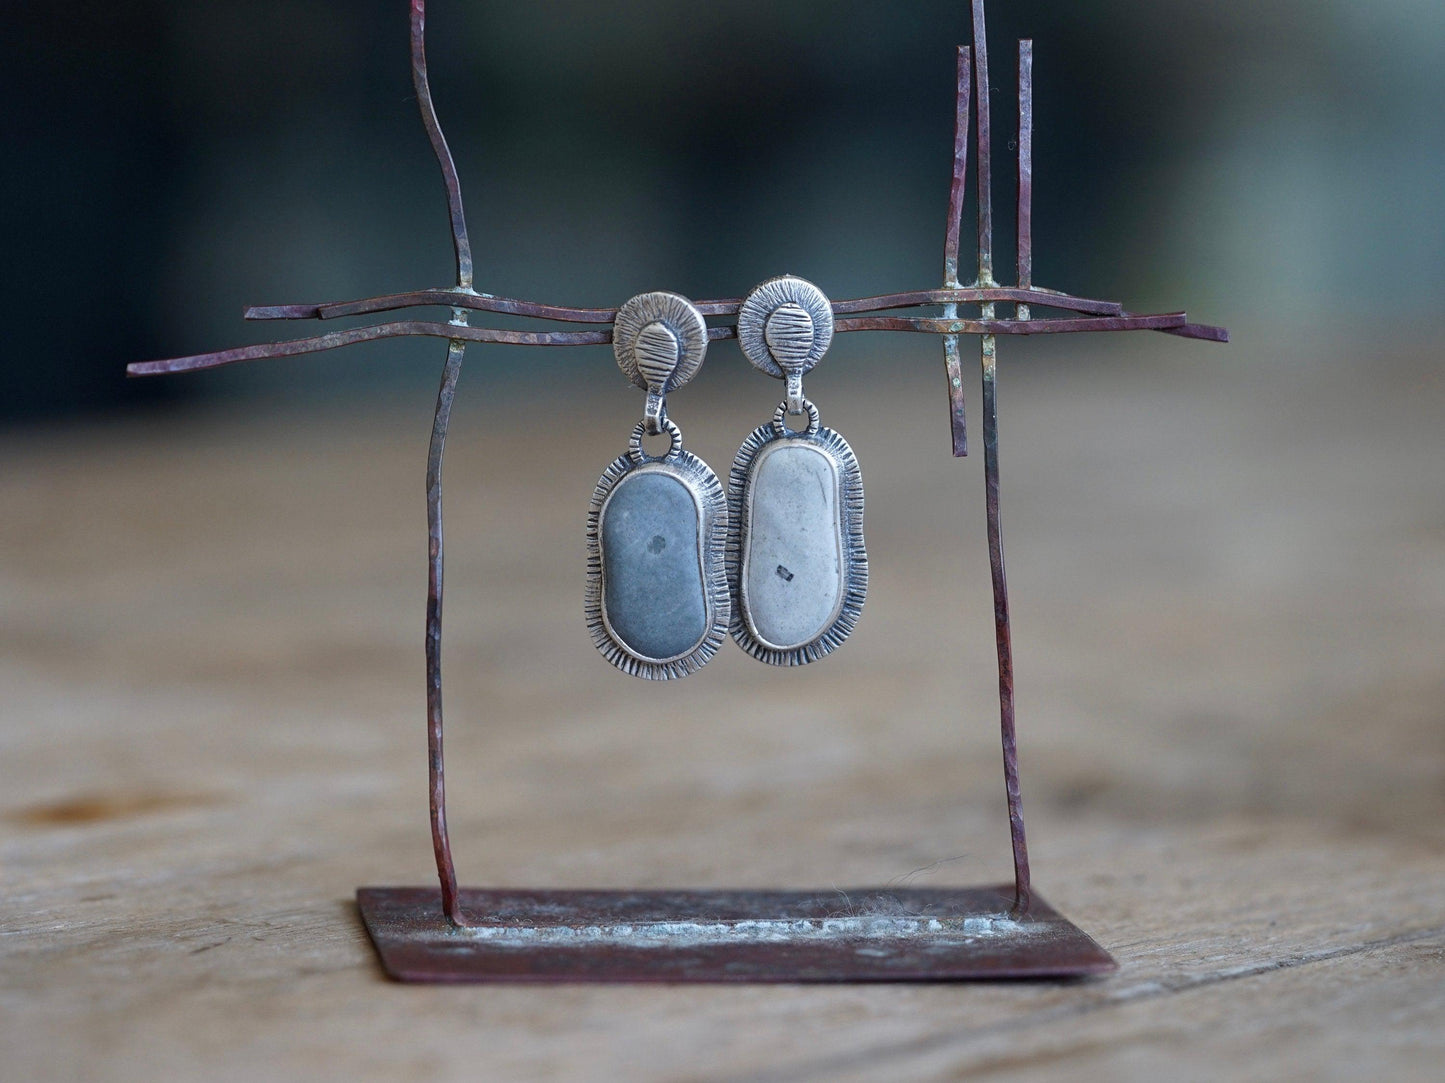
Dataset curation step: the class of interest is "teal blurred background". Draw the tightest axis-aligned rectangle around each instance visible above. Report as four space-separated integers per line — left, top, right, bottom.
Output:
4 0 1444 420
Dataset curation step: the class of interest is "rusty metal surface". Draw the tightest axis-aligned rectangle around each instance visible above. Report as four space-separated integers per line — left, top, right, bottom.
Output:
130 312 1206 378
942 45 973 456
410 0 471 293
410 0 470 927
971 0 994 285
965 0 1031 916
828 287 1123 316
835 312 1189 335
127 322 614 377
358 886 1116 983
425 341 465 925
1017 40 1033 310
246 284 1140 324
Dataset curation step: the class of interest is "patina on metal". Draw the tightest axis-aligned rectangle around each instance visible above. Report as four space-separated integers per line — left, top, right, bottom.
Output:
130 0 1227 979
358 886 1114 983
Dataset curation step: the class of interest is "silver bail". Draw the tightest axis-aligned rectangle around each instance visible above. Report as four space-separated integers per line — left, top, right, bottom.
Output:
642 390 667 434
784 370 806 415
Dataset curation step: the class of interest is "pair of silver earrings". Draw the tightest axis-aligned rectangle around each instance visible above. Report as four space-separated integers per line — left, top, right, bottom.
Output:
586 275 868 680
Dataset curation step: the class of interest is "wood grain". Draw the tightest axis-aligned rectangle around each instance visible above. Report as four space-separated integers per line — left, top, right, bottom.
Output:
2 333 1442 1080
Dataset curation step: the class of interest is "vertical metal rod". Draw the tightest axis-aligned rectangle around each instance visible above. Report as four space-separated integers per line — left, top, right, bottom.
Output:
981 336 1030 916
426 341 467 925
971 1 1032 915
943 49 972 286
413 0 473 924
942 46 973 458
1016 40 1033 319
1001 40 1034 912
971 0 993 286
411 0 473 291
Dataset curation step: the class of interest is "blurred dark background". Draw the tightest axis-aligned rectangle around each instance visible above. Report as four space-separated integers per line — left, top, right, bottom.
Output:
6 0 1442 421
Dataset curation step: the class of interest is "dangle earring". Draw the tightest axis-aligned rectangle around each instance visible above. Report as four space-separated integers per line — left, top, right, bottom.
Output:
727 275 867 665
586 292 731 679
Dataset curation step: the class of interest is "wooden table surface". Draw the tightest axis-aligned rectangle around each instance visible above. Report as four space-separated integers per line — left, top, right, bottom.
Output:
3 333 1442 1080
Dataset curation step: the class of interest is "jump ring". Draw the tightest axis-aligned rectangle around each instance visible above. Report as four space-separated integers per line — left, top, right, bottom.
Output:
629 418 684 463
772 399 820 437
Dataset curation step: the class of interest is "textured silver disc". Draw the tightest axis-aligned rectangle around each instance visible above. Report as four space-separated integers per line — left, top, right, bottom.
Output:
737 276 834 380
614 292 709 392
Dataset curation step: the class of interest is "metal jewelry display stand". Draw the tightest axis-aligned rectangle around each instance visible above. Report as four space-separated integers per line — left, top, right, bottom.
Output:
132 0 1226 981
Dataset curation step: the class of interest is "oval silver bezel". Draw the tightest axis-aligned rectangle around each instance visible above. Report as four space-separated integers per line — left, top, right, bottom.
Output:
738 440 848 652
586 449 731 680
726 421 867 666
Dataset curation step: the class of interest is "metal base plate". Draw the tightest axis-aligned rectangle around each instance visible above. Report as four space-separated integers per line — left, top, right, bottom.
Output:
357 885 1116 982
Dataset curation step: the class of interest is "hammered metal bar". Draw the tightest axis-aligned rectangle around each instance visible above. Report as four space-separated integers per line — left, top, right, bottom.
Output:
413 0 470 926
411 0 471 292
129 312 1205 378
1017 40 1033 319
127 322 614 377
969 0 1032 917
243 285 1164 324
972 0 993 286
425 340 465 925
834 313 1187 335
358 886 1115 982
942 46 973 457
